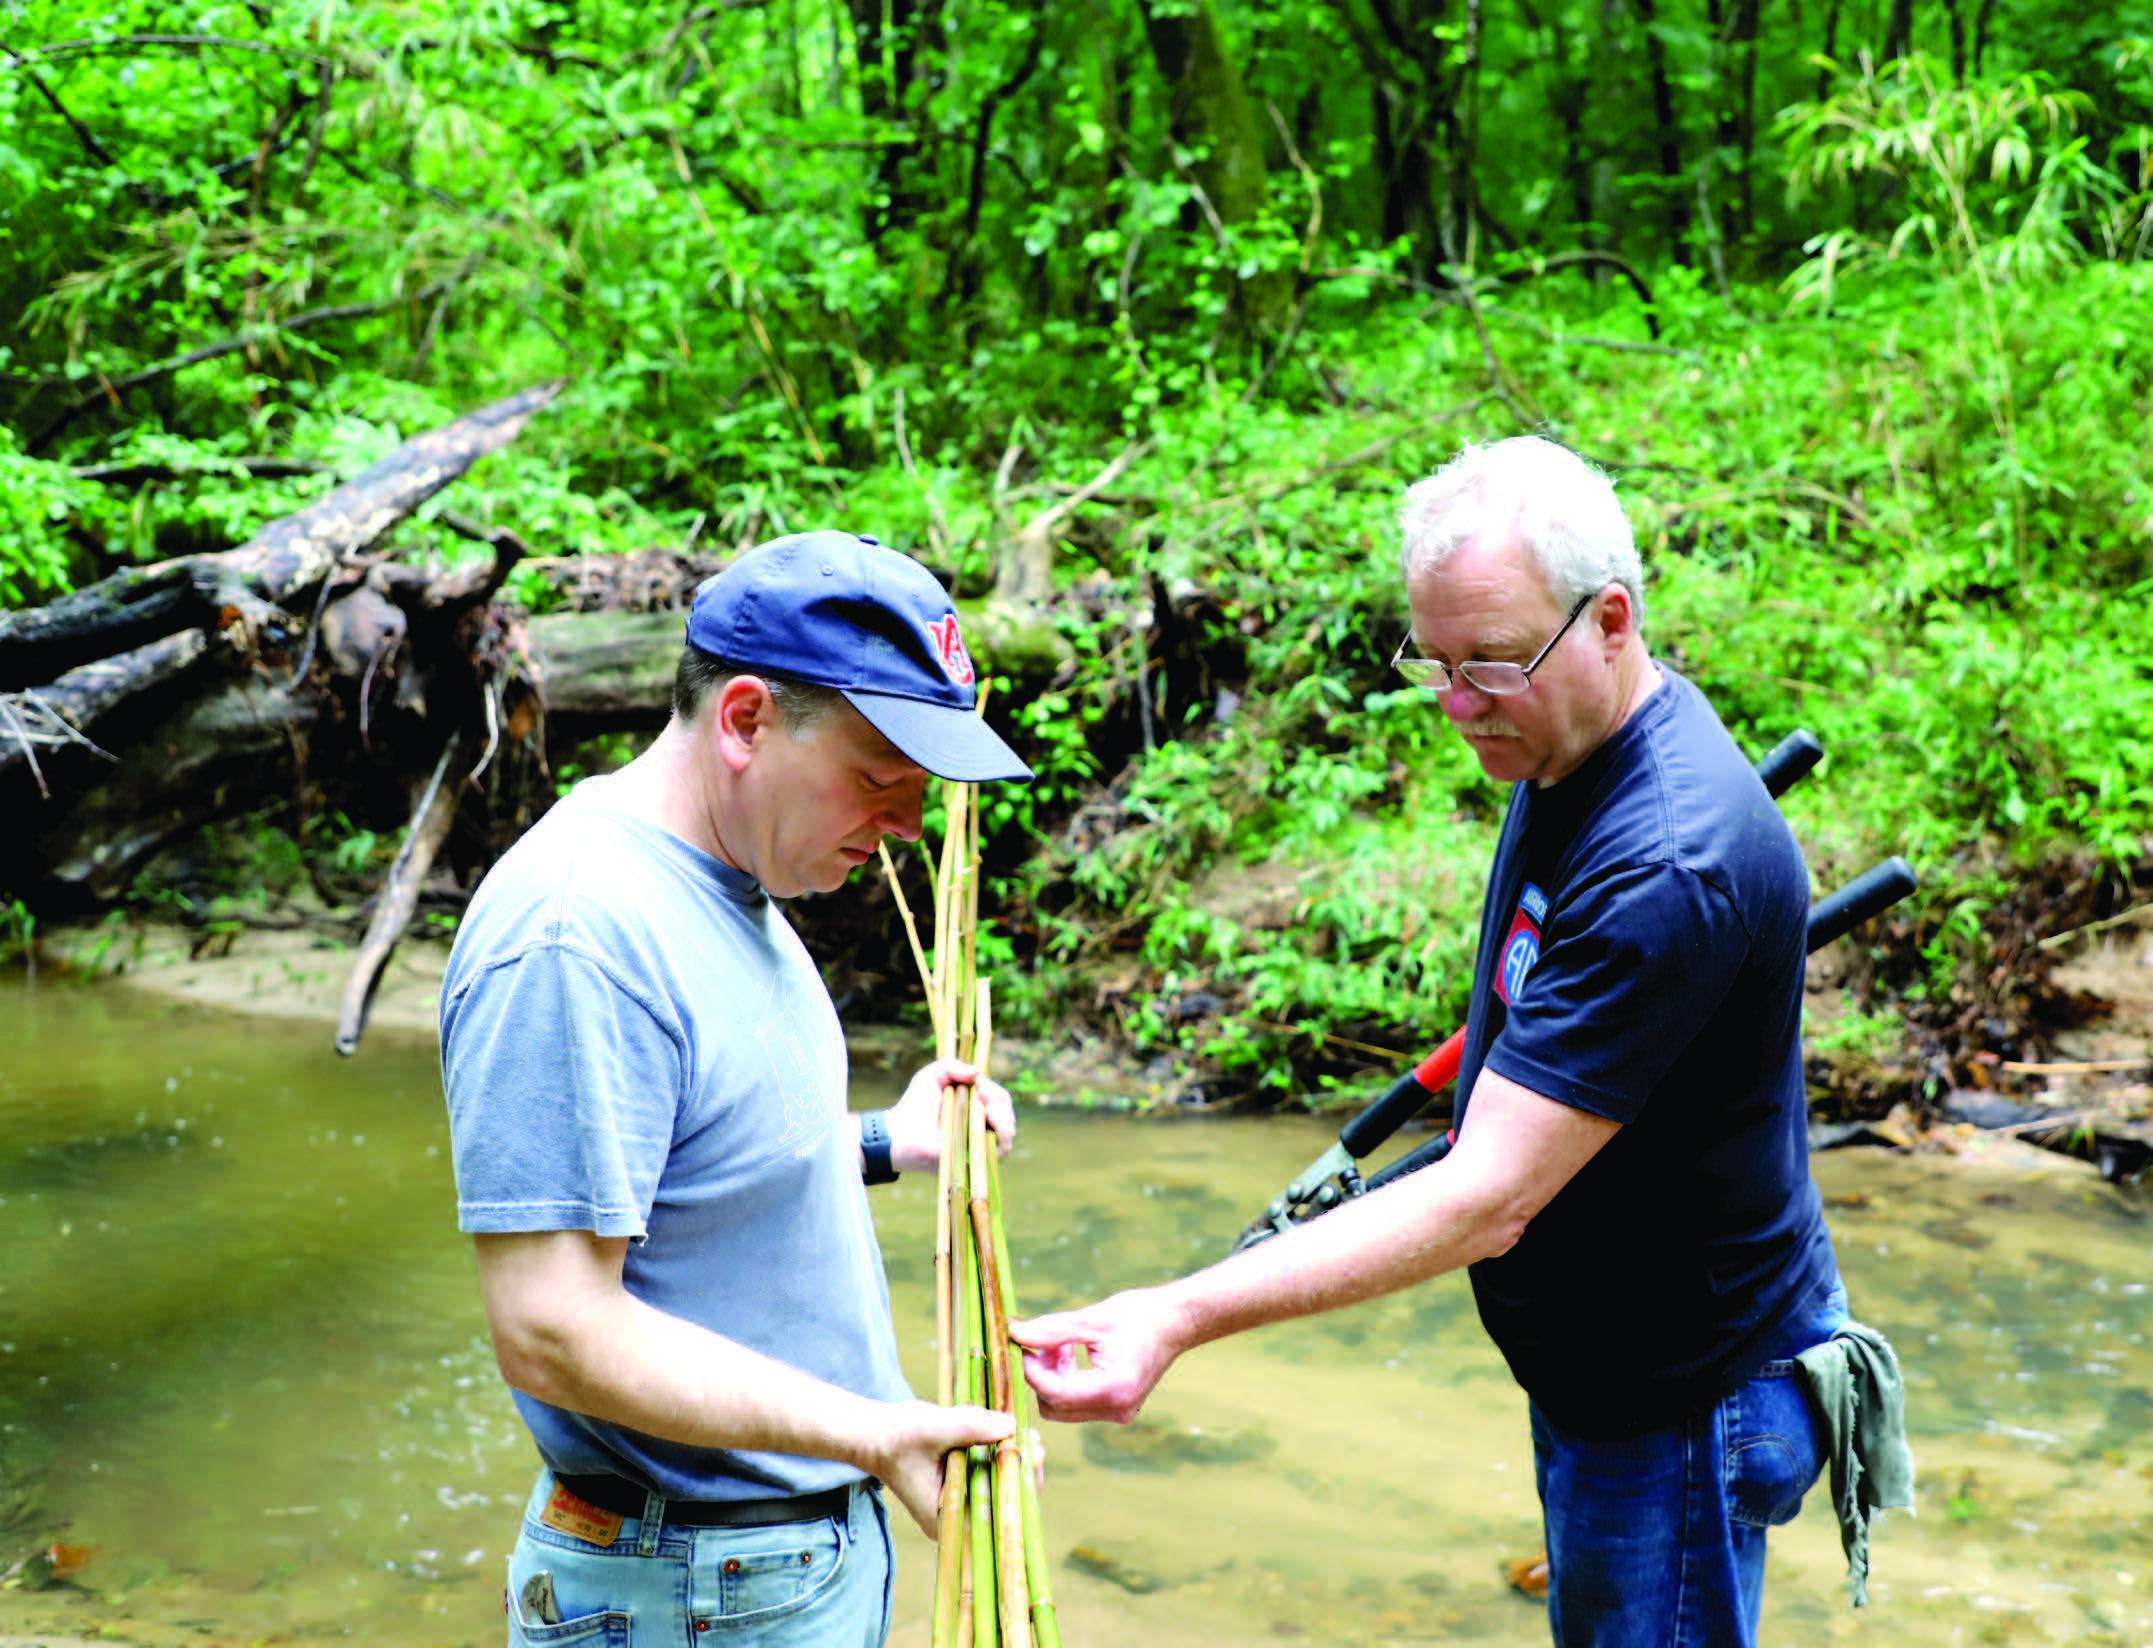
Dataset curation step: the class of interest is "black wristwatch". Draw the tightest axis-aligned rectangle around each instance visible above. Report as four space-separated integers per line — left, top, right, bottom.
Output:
860 1111 899 1185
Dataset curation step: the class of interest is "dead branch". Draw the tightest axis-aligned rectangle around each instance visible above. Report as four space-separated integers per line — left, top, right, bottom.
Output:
893 386 953 561
2 379 564 690
0 631 206 786
335 725 474 1056
996 441 1146 603
69 456 335 485
29 269 478 453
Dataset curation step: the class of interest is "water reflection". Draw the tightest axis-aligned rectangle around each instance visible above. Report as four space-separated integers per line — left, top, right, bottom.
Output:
2 972 2147 1645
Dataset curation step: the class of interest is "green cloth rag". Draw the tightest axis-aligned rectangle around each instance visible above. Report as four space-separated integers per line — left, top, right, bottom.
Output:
1796 1319 1917 1607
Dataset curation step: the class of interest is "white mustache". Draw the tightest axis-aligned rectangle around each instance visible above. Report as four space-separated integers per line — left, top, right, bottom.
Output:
1457 720 1518 738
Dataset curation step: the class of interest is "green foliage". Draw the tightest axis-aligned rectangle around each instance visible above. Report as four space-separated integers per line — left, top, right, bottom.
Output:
6 0 2152 1108
0 426 88 600
1807 994 1906 1059
1778 55 2136 298
302 811 387 879
1777 53 2152 579
552 731 646 796
126 807 315 919
0 898 34 963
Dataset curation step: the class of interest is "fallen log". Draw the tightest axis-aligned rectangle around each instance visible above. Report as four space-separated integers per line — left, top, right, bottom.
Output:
0 379 564 694
30 671 320 897
3 432 1093 1055
525 599 1076 727
1941 1092 2153 1185
0 631 212 789
526 609 680 724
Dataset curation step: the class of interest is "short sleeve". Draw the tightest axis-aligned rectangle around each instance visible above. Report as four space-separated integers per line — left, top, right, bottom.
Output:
442 941 685 1238
1482 864 1751 1124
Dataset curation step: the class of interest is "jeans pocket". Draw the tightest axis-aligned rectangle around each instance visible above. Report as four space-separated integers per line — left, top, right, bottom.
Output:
506 1578 632 1648
1723 1362 1825 1529
504 1548 638 1648
701 1514 849 1626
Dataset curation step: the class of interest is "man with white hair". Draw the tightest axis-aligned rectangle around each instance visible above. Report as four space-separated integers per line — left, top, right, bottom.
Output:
1016 438 1871 1646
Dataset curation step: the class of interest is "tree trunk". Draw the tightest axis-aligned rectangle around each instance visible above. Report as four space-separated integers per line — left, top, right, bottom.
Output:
1519 0 1595 247
1819 0 1842 98
848 0 942 236
1883 0 1916 62
1723 0 1760 244
1588 0 1634 259
1137 0 1270 226
1634 0 1692 258
1136 0 1286 323
1335 0 1470 284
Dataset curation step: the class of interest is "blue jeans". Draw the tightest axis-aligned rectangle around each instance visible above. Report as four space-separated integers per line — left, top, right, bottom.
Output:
1529 1283 1848 1648
503 1471 893 1647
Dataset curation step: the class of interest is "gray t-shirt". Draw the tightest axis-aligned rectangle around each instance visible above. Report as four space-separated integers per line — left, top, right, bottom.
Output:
439 775 908 1500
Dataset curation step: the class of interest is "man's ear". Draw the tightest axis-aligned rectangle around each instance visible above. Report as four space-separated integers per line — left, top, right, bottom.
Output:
710 675 776 774
1593 584 1639 659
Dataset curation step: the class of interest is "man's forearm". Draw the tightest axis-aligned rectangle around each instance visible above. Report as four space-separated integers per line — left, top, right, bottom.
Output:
527 1288 891 1467
479 1231 890 1477
1160 1158 1516 1355
1163 1070 1616 1355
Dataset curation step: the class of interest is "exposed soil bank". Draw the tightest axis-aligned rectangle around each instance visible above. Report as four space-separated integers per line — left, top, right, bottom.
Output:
21 895 2150 1187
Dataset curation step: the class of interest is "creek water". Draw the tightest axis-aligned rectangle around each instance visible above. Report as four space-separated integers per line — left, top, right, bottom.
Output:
1 970 2148 1647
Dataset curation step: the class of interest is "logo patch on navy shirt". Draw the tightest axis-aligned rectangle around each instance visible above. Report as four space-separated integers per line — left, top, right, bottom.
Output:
1496 882 1548 1005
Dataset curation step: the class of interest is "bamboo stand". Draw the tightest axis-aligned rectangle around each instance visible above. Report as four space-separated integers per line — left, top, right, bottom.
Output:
879 724 1061 1648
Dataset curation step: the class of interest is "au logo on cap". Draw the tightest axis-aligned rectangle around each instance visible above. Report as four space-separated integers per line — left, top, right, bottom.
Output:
928 613 976 688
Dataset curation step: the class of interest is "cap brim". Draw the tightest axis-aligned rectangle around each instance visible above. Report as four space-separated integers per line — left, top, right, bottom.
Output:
845 692 1034 783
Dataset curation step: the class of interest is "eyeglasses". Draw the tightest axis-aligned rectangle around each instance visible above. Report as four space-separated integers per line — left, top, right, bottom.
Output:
1389 591 1596 696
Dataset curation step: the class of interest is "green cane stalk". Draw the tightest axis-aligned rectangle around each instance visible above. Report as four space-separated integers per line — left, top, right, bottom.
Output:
984 1127 1062 1647
899 733 1050 1647
930 1075 970 1642
961 1136 996 1648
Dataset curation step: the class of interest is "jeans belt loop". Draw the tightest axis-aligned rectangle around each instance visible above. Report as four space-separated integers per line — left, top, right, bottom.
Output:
637 1487 665 1556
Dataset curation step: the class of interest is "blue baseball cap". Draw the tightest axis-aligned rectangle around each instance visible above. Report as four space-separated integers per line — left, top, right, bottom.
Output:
685 531 1033 783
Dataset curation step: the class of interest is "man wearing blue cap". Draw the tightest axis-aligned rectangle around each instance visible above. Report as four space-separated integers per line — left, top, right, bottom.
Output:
441 531 1034 1645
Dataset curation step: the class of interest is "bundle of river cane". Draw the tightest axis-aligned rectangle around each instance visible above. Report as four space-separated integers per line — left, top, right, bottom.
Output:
877 753 1061 1648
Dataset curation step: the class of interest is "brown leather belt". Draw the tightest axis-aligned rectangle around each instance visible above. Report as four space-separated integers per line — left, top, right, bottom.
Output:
555 1474 856 1529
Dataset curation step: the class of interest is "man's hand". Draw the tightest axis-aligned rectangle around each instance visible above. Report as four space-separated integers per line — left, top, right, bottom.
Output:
1009 1288 1184 1425
884 1057 1015 1174
868 1399 1015 1538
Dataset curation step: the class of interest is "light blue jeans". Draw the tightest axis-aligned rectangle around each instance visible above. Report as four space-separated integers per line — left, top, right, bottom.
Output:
1529 1283 1848 1648
503 1471 893 1647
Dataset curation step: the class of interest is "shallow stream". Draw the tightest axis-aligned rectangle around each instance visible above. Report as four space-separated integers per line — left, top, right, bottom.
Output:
2 972 2148 1645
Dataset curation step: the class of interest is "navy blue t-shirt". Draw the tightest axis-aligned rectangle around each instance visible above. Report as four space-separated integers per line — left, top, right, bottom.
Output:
1455 669 1838 1438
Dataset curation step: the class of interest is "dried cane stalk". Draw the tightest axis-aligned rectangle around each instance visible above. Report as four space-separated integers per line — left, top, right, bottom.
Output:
879 839 943 1055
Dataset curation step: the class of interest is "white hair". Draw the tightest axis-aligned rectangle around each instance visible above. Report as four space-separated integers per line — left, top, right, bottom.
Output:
1398 437 1645 621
